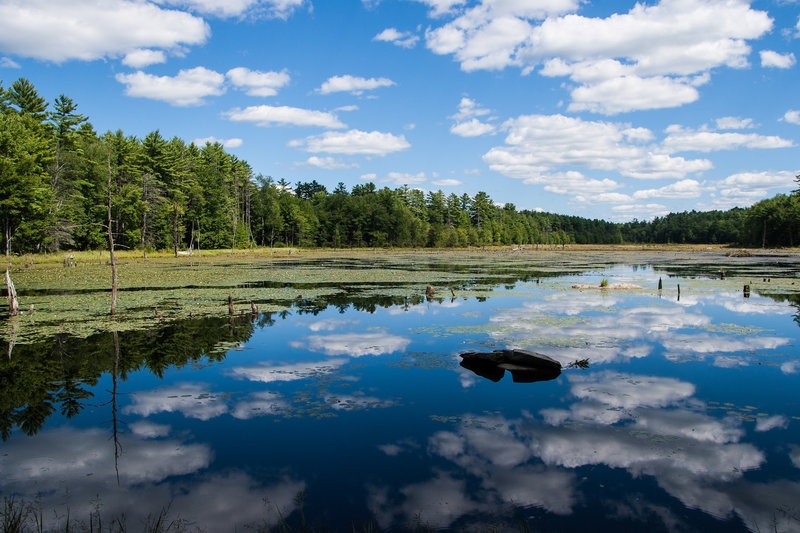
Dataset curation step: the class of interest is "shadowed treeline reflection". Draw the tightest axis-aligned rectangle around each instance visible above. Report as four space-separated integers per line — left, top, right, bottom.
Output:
0 315 261 441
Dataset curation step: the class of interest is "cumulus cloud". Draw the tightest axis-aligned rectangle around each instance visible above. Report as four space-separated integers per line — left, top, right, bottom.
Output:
529 171 621 196
432 178 463 186
412 0 466 17
0 0 209 63
361 171 427 185
450 96 496 136
760 50 796 69
710 170 799 209
450 118 496 136
568 73 701 114
318 74 396 95
299 156 360 169
715 117 754 130
483 114 712 184
123 383 229 420
158 0 306 18
192 136 243 148
782 110 800 125
632 179 703 200
230 359 348 383
609 203 670 219
374 28 420 48
662 125 794 153
121 49 166 68
116 67 225 106
290 332 411 357
226 67 290 96
225 104 346 128
290 129 411 155
0 427 303 531
423 0 772 114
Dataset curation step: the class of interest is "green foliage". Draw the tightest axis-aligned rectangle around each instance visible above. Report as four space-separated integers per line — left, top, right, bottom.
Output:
0 77 798 255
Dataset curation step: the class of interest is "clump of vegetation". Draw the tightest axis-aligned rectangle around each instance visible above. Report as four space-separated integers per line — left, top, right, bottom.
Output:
599 279 609 288
726 249 753 257
567 358 590 369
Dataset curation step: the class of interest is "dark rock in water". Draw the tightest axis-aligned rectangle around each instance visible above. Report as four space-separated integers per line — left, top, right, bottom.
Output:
459 358 506 382
459 349 562 383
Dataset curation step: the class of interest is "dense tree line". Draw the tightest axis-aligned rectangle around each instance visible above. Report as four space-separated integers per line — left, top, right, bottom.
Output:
1 78 798 253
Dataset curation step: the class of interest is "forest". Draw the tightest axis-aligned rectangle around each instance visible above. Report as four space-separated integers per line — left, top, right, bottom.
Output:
1 77 799 255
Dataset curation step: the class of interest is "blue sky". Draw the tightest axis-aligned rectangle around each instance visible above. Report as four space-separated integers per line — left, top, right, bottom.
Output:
1 0 798 221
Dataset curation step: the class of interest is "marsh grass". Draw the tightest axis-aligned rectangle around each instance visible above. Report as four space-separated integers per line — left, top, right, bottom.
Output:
3 248 799 346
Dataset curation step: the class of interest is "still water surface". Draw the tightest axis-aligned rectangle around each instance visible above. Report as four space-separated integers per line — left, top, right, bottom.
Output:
2 260 800 532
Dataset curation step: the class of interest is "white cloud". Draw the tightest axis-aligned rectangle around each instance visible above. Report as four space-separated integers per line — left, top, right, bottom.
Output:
128 420 171 438
0 56 20 68
116 67 225 106
526 171 620 196
433 178 463 186
715 117 754 130
662 126 794 152
782 110 800 125
483 114 712 186
230 359 348 383
718 170 798 190
609 203 670 219
450 118 496 136
299 156 359 169
226 67 290 97
450 97 496 136
568 74 700 115
290 332 411 357
632 179 703 199
754 415 788 432
290 129 411 155
452 97 490 120
374 28 420 48
318 74 396 95
709 170 798 209
225 104 345 128
121 49 167 68
231 391 289 419
123 383 229 420
0 0 209 63
158 0 306 19
424 0 772 114
760 50 796 69
413 0 466 17
192 136 243 148
306 318 361 331
384 171 427 185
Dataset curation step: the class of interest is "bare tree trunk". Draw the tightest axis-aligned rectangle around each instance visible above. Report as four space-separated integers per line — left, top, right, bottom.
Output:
4 220 10 259
107 151 118 316
5 269 19 317
111 329 121 485
173 203 179 258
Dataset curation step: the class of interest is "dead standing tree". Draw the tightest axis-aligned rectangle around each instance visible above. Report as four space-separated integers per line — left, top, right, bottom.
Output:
5 269 19 317
107 149 118 316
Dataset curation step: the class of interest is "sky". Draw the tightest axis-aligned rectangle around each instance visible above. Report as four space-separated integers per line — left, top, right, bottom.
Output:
0 0 799 221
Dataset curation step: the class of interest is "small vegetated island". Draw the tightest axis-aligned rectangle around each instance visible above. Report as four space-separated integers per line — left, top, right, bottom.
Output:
1 77 799 258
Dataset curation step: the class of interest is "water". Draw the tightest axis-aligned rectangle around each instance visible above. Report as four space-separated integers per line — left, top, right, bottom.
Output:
2 261 800 532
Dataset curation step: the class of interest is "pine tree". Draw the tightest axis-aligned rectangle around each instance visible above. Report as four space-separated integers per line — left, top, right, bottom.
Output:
7 78 48 121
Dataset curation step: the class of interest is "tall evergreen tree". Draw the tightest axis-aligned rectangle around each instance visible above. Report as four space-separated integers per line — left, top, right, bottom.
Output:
7 78 48 121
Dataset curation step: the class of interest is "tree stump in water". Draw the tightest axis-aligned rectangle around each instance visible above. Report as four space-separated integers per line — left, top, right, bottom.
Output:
5 270 19 317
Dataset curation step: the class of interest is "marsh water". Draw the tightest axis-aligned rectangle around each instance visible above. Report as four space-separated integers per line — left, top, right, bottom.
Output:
2 252 800 532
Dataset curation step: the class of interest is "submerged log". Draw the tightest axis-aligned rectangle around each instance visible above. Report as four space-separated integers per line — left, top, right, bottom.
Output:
459 349 562 383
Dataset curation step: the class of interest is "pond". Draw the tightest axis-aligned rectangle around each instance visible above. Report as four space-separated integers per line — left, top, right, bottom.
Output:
1 252 800 532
